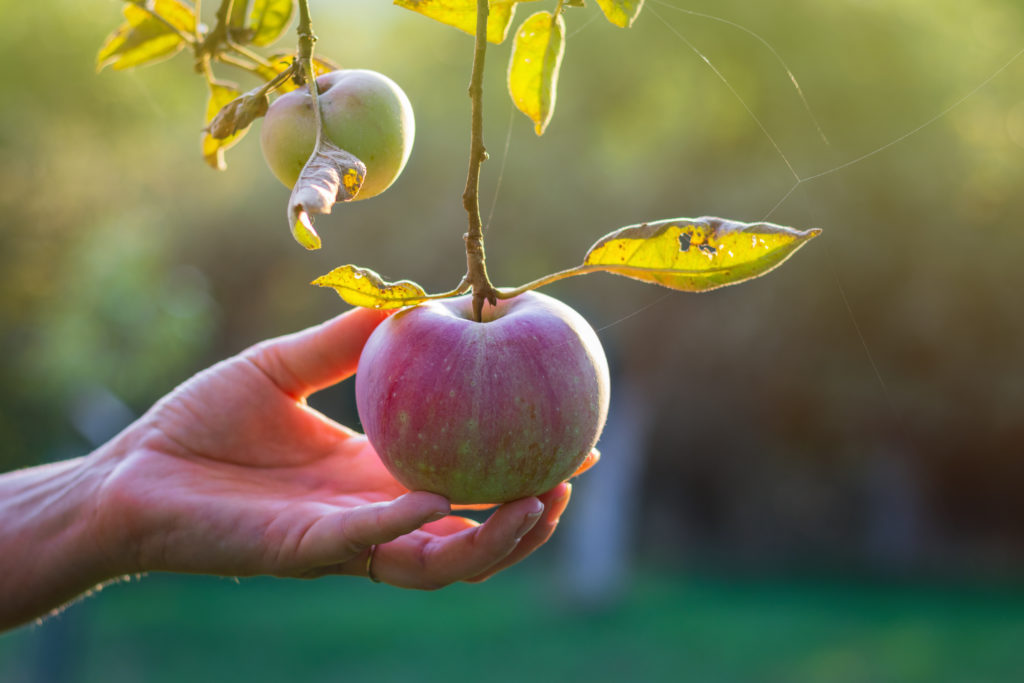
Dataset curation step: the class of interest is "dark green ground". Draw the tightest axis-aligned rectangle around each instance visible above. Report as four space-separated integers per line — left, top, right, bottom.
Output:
2 569 1022 682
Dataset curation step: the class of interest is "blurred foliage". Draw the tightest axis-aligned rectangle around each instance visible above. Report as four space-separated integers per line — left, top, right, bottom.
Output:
2 0 1024 582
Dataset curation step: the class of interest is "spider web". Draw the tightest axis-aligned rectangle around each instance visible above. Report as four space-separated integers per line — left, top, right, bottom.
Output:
484 1 1024 421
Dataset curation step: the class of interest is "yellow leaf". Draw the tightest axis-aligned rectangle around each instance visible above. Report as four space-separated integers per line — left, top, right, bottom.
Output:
507 11 565 136
292 212 322 250
394 0 522 44
139 0 196 33
583 216 821 292
249 0 295 46
201 81 245 171
595 0 644 28
96 0 196 71
312 265 430 309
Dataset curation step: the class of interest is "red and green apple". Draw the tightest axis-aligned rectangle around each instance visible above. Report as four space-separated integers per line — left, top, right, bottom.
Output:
356 291 610 504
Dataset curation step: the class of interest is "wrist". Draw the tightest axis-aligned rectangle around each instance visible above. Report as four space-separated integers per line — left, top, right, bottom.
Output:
0 450 120 630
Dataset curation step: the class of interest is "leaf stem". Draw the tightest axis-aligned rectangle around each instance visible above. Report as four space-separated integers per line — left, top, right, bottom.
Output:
213 52 267 78
424 281 474 301
462 0 499 322
194 0 204 41
228 41 274 69
195 0 272 75
495 265 599 299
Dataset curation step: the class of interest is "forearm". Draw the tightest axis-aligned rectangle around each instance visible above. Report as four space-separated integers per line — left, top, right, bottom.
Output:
0 454 118 631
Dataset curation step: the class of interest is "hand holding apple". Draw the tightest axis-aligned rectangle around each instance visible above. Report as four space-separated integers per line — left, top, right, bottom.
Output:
356 291 610 504
260 69 415 199
0 305 588 630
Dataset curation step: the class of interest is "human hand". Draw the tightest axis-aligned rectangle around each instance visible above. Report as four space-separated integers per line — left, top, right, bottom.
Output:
87 307 596 587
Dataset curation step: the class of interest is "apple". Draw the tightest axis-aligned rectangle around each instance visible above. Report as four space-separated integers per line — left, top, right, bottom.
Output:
260 69 415 199
355 290 610 504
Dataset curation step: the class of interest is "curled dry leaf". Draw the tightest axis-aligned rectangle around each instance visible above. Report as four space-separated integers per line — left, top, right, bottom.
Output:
202 81 244 170
312 264 430 309
205 88 269 139
583 216 821 292
287 140 367 250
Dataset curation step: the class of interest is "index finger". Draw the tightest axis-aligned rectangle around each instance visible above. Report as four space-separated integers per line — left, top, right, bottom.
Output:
243 306 391 399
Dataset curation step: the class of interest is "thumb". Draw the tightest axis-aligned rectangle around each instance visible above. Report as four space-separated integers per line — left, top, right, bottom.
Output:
243 306 391 399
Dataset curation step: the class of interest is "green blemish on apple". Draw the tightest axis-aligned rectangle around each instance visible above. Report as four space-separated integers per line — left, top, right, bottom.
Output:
458 440 471 456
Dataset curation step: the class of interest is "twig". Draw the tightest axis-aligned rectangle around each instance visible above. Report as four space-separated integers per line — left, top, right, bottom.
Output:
461 0 499 321
296 0 320 144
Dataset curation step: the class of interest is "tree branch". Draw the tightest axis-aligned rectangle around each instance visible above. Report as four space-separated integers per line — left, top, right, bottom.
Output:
296 0 318 95
462 0 499 322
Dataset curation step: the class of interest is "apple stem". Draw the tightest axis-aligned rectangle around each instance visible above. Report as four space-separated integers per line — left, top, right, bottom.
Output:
295 0 326 151
462 0 500 322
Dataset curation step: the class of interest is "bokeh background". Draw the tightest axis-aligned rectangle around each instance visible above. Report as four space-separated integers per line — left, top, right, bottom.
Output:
2 0 1023 680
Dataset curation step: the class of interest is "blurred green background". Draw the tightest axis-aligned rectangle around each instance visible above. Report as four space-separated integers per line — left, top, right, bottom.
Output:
2 0 1023 680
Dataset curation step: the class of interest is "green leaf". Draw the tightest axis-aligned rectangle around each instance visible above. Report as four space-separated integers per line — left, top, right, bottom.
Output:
594 0 644 28
249 0 296 46
96 0 196 71
287 140 367 250
583 216 821 292
394 0 522 44
507 11 565 136
312 265 430 309
201 81 245 170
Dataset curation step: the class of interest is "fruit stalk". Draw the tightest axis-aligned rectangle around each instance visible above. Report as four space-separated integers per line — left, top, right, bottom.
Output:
462 0 499 322
296 0 321 146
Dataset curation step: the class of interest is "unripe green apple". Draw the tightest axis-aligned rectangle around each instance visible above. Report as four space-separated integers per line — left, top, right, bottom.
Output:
355 291 610 504
260 69 415 199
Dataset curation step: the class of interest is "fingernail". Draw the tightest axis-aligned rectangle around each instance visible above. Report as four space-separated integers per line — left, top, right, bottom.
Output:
426 510 448 523
515 505 544 540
